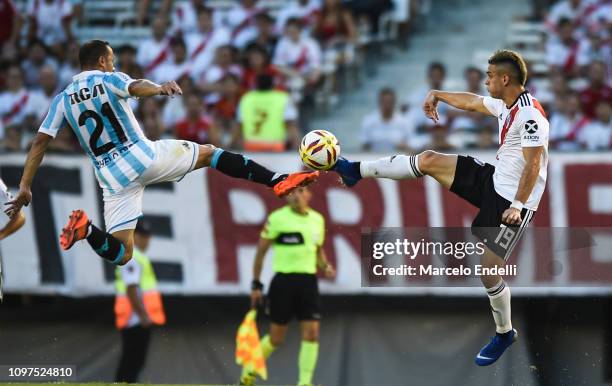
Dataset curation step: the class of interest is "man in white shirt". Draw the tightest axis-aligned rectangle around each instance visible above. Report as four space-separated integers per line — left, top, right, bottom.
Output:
275 0 321 33
26 0 73 50
0 177 26 301
273 18 322 87
550 93 590 150
186 7 230 81
545 18 588 76
0 64 38 131
152 37 193 84
360 87 413 151
226 0 264 49
137 17 172 77
580 100 611 150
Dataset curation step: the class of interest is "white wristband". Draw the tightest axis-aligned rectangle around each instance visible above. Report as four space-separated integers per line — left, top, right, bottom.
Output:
510 200 524 211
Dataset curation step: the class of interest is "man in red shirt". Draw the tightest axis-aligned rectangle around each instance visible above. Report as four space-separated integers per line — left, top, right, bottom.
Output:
580 60 612 118
175 93 220 145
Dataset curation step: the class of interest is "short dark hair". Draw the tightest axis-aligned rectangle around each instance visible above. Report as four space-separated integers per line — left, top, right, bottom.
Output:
79 40 111 68
116 44 137 55
255 74 274 90
465 66 484 79
488 49 528 86
428 62 446 75
286 17 303 29
379 87 395 98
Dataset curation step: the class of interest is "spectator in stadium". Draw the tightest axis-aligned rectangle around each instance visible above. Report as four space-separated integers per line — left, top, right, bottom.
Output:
245 13 279 58
29 64 60 124
197 45 243 104
186 7 230 81
476 125 497 149
168 0 223 36
137 98 166 140
580 100 611 150
26 0 73 57
314 0 357 100
152 37 192 83
162 74 195 132
448 67 497 147
275 0 321 33
273 18 323 88
550 92 590 150
21 39 59 88
579 60 612 118
545 18 586 77
0 64 38 131
138 16 172 78
242 44 284 92
212 74 242 148
0 124 22 152
175 93 219 146
0 0 22 61
46 126 78 153
243 186 334 386
116 45 143 80
58 39 80 87
406 62 448 149
114 220 166 384
360 87 413 151
545 0 599 35
237 74 300 152
226 0 265 49
423 124 455 152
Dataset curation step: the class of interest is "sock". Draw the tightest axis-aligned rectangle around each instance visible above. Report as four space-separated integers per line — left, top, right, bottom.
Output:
486 279 512 334
86 224 126 264
210 148 285 187
298 341 319 385
359 155 423 179
241 334 276 378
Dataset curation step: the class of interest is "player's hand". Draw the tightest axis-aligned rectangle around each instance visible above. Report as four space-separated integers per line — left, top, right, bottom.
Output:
423 90 440 123
502 207 522 225
250 289 263 309
159 81 182 97
324 264 336 279
4 188 32 219
140 315 153 328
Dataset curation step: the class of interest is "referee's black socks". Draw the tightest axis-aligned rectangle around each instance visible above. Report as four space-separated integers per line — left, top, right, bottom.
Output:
209 149 285 187
86 224 126 265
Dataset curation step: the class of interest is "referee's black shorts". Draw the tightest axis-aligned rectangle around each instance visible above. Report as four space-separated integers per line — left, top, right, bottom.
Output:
450 155 535 260
266 273 321 325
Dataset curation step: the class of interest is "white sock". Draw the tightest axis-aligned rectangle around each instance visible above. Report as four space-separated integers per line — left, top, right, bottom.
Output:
359 155 423 180
486 279 512 334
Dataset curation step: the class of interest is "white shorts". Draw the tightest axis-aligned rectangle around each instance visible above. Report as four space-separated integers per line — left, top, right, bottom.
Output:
103 139 199 233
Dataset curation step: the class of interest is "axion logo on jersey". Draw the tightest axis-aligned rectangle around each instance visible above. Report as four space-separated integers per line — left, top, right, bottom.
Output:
524 120 538 134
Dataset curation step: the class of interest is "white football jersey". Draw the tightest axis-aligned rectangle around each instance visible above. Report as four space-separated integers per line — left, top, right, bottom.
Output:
483 91 549 210
0 178 13 230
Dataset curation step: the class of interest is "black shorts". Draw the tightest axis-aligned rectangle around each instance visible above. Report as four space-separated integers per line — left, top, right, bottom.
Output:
450 155 535 260
266 273 321 325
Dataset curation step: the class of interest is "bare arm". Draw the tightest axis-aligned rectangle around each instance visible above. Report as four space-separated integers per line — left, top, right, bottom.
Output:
250 237 273 308
126 284 152 327
317 246 336 279
501 146 543 225
423 90 493 123
128 79 182 98
4 133 53 218
0 211 25 240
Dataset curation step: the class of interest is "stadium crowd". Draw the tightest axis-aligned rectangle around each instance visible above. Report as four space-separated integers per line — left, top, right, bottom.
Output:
0 0 609 154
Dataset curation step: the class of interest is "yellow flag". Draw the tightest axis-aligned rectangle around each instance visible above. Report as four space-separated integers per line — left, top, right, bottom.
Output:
236 309 268 380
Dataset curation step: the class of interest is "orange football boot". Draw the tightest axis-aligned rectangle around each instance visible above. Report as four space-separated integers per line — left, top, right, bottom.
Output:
273 171 320 197
59 209 91 250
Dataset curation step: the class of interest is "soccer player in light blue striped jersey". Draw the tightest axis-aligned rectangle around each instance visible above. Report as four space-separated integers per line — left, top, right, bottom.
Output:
4 40 318 267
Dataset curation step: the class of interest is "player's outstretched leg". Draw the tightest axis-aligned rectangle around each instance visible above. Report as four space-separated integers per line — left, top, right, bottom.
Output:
475 247 517 366
195 145 319 197
59 210 129 265
333 151 458 189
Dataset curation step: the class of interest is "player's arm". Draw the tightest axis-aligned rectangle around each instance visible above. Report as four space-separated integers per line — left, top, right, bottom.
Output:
316 246 336 279
250 237 273 308
501 146 543 225
0 211 25 241
128 79 182 98
126 284 152 327
4 133 53 218
423 90 493 122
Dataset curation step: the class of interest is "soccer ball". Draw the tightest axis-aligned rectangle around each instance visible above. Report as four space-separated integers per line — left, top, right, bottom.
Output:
299 130 341 171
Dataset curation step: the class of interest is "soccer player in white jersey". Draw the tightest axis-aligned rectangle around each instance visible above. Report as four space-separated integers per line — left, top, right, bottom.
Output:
0 178 26 301
333 50 549 366
4 40 317 268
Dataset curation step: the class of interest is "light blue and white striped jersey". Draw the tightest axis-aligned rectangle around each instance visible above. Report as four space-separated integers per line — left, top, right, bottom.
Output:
38 70 156 194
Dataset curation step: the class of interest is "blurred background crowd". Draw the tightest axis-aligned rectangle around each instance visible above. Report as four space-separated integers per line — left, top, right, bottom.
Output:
0 0 609 154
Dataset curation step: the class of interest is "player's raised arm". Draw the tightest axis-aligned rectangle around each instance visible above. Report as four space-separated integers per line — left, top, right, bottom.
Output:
128 79 183 98
423 90 493 122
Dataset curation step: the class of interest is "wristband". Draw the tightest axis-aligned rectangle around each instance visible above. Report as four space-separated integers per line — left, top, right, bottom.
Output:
251 280 264 291
510 200 524 211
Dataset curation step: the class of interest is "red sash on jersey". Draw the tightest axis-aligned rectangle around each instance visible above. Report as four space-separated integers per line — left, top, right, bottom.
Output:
563 41 580 73
145 39 171 75
500 106 520 145
190 31 214 61
292 46 309 70
231 8 264 38
2 92 29 125
565 116 590 141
